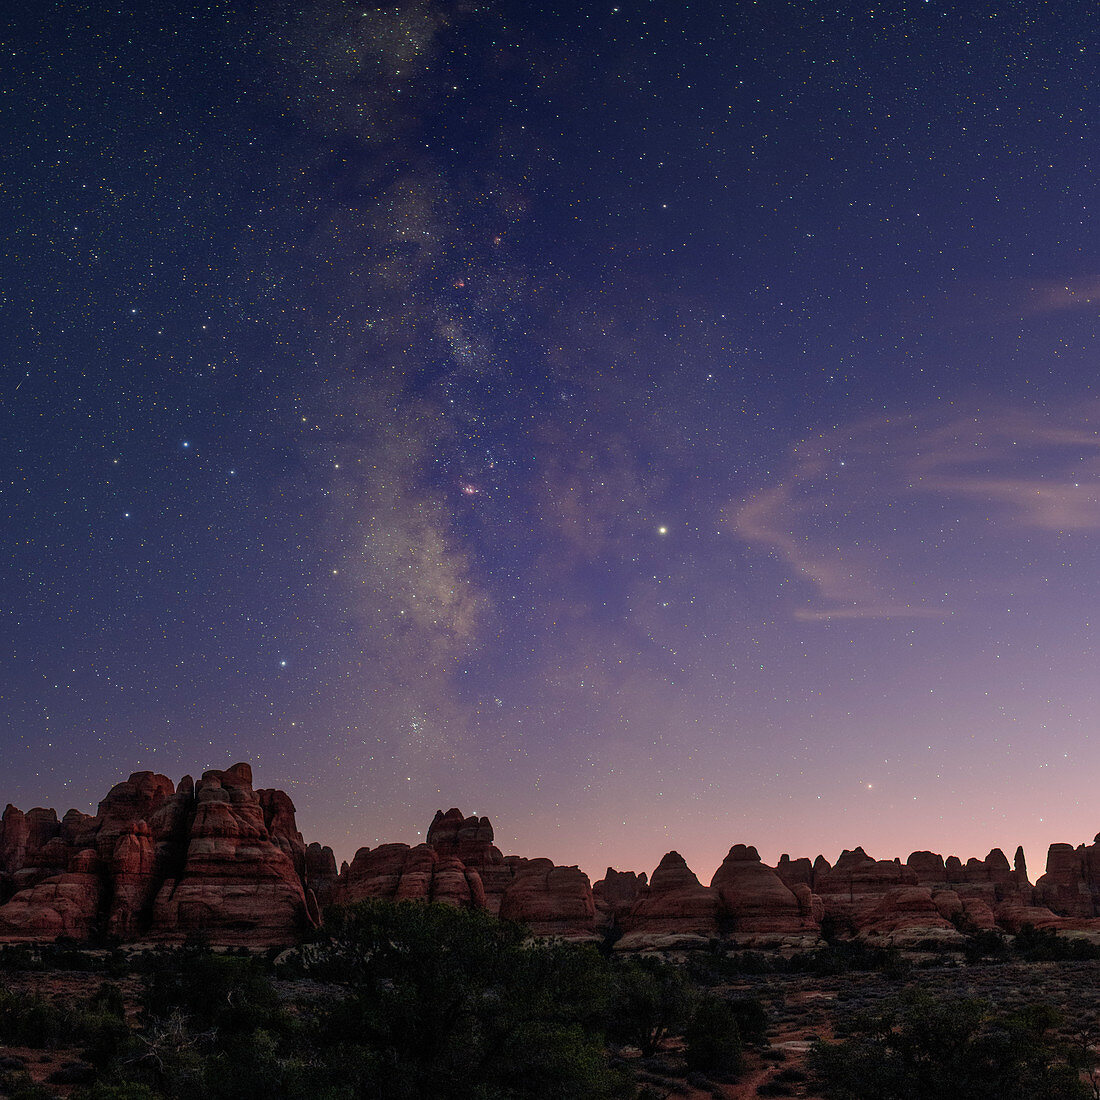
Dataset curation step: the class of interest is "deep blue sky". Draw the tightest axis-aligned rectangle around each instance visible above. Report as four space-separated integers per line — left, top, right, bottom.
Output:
4 0 1099 881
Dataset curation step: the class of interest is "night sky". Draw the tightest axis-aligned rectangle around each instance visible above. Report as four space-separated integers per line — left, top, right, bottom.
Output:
4 0 1099 883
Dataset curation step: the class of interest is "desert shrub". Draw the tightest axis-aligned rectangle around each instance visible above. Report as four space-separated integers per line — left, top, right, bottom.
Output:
685 947 780 983
0 945 42 972
0 989 73 1047
726 996 768 1046
304 900 629 1099
44 940 104 970
607 955 692 1056
48 1060 97 1085
1013 923 1100 962
810 992 1088 1100
142 950 281 1038
89 982 126 1020
684 995 742 1077
726 950 782 975
73 1084 159 1100
774 1066 808 1082
0 1070 59 1100
788 941 910 978
964 929 1010 963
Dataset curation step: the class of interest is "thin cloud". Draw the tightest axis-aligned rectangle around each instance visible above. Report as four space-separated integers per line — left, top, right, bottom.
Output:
731 406 1100 621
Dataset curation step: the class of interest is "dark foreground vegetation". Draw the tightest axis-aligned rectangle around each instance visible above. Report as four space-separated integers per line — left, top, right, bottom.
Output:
0 905 1097 1099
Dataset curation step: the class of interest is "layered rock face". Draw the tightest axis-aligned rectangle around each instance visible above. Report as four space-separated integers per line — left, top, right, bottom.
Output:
426 809 513 913
0 764 314 945
149 765 313 945
341 843 486 909
1035 836 1100 917
332 809 598 938
498 859 597 938
3 763 1100 947
616 852 717 948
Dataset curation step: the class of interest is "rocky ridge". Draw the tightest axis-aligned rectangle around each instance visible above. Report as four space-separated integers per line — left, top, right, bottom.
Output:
2 763 1100 948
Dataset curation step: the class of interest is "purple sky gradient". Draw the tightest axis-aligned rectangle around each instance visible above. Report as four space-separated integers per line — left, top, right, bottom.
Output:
4 0 1099 885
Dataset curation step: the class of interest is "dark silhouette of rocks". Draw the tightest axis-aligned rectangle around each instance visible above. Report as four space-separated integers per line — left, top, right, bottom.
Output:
593 867 647 930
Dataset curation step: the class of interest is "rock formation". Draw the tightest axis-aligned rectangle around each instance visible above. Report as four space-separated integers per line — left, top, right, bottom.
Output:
0 763 314 945
2 762 1100 947
426 809 513 912
1035 835 1100 917
498 859 597 938
341 842 486 909
616 852 718 949
710 845 820 939
593 867 647 930
149 765 312 945
304 842 340 911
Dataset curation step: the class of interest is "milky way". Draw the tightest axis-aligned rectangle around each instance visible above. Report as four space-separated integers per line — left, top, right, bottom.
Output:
4 0 1099 881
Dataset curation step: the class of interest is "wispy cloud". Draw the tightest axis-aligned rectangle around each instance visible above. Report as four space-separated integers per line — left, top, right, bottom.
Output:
731 406 1100 621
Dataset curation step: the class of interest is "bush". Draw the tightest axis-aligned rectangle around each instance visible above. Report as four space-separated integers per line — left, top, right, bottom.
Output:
0 1071 59 1100
73 1085 159 1100
964 929 1010 963
0 945 42 972
142 949 281 1037
727 996 768 1046
607 956 692 1056
684 996 742 1077
1013 923 1100 961
0 989 84 1048
810 992 1089 1100
788 941 910 979
306 901 629 1099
